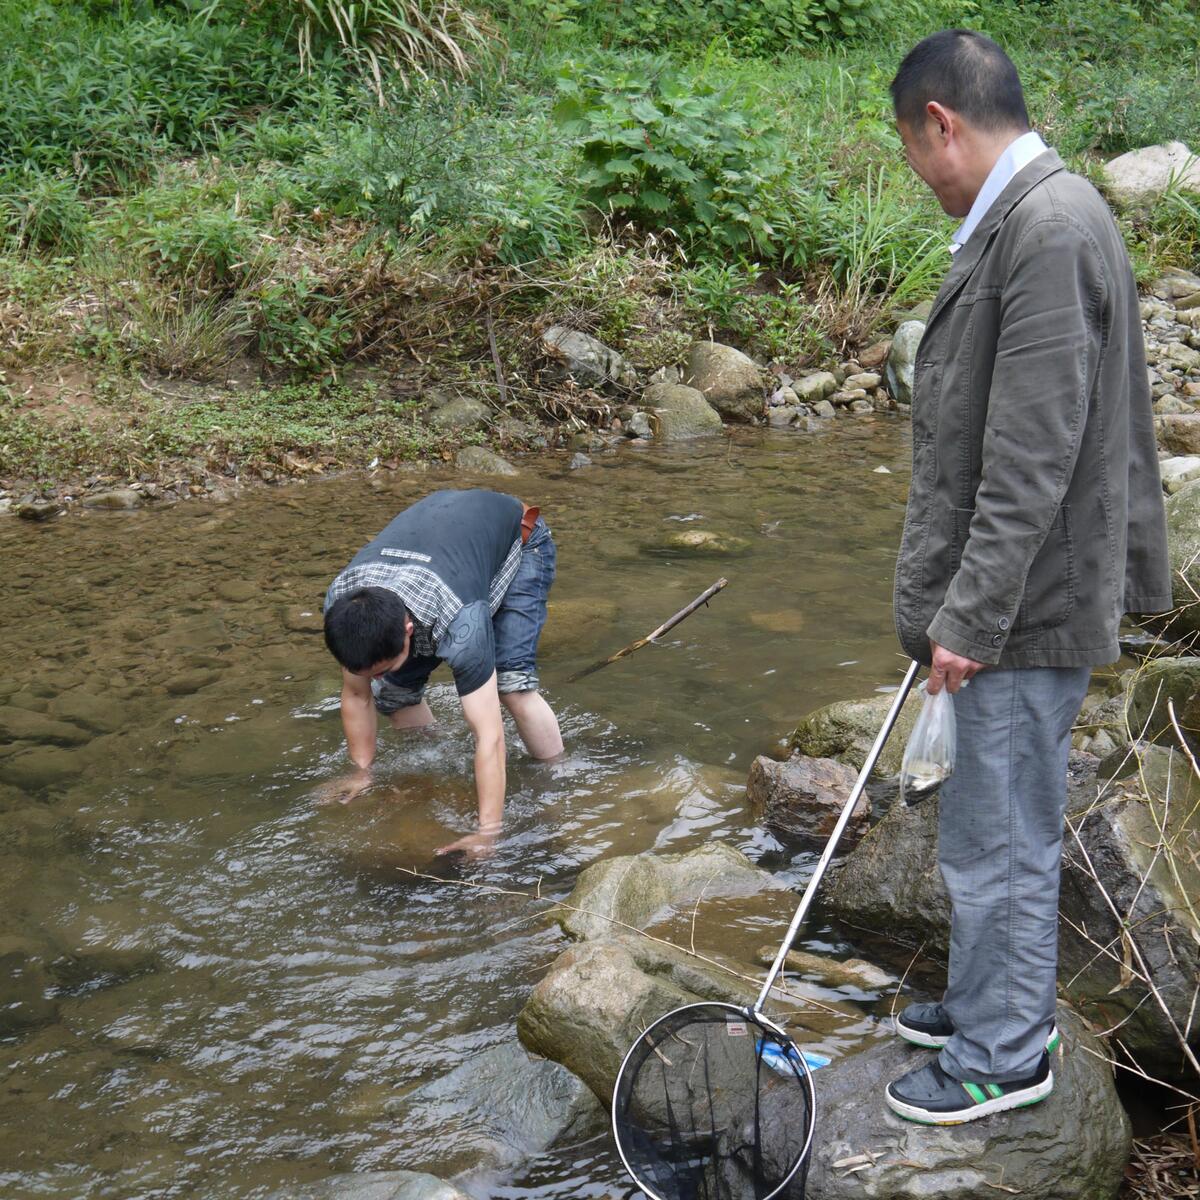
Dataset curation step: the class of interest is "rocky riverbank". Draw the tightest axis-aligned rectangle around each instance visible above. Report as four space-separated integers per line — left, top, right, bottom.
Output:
8 260 1198 524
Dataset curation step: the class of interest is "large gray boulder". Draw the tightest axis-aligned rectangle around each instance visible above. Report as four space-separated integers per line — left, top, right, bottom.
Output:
1164 479 1200 633
823 752 1101 949
789 689 923 778
389 1040 604 1179
642 382 724 440
682 342 766 422
823 744 1200 1082
885 320 925 405
1125 655 1200 750
559 842 776 941
269 1173 470 1200
517 933 833 1106
540 326 634 391
1058 745 1200 1082
746 754 868 849
517 937 728 1103
1159 454 1200 494
824 786 950 948
797 1006 1129 1200
1101 141 1200 208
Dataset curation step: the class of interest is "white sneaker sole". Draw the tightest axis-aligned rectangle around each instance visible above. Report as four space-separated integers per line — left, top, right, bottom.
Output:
885 1070 1054 1125
894 1019 1061 1055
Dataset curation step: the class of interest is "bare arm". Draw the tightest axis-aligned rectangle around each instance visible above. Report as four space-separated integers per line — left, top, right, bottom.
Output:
459 672 506 829
341 668 378 768
436 673 506 856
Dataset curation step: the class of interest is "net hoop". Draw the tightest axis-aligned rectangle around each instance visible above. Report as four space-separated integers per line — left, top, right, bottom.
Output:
611 1000 817 1200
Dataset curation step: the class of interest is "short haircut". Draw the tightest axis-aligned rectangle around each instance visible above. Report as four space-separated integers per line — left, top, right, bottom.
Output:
891 29 1029 135
323 587 410 672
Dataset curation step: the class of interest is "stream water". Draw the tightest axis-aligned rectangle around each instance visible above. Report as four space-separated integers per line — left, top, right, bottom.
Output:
0 420 916 1198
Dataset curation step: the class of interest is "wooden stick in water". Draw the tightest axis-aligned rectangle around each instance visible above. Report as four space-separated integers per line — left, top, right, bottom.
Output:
567 577 729 682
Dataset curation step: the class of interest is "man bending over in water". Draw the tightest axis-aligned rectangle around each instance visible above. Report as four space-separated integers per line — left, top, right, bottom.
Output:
322 489 563 856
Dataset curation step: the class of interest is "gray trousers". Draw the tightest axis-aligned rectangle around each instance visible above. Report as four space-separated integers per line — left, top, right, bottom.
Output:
937 665 1091 1084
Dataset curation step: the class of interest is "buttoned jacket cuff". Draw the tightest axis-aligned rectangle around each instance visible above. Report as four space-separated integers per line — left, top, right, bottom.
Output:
927 607 1010 666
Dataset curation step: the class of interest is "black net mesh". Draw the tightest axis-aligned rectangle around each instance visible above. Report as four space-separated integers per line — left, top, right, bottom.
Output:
612 1002 814 1200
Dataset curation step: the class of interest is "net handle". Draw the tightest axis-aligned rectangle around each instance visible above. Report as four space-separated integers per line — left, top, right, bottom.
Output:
754 658 921 1011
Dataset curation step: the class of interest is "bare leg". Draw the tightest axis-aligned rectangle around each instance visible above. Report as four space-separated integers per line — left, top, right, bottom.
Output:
387 700 436 730
500 689 563 759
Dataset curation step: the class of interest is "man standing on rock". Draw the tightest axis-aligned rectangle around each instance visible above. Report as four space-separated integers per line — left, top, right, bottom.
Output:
321 489 563 856
887 30 1170 1123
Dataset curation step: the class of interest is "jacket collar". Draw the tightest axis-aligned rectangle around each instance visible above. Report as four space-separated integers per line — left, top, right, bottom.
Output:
925 148 1066 330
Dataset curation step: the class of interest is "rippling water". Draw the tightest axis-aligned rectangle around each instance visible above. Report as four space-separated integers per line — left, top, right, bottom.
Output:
0 422 915 1197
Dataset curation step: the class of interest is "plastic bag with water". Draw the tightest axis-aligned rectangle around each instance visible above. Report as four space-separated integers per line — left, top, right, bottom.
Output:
899 681 956 806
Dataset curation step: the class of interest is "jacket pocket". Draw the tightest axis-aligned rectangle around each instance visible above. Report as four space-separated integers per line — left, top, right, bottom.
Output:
1014 505 1075 632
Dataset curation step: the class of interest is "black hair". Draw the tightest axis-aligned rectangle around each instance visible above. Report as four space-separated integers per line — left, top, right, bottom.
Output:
323 587 410 672
891 29 1029 136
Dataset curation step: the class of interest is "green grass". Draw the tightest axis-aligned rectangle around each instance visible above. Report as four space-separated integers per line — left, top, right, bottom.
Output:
1 0 1197 491
0 378 441 485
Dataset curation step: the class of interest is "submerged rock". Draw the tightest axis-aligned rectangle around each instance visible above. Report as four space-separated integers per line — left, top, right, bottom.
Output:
746 754 868 849
559 841 775 942
392 1040 604 1179
754 945 895 993
797 1006 1129 1200
0 706 89 747
270 1172 470 1200
647 529 751 558
81 488 144 510
454 446 519 476
682 342 766 422
0 948 59 1038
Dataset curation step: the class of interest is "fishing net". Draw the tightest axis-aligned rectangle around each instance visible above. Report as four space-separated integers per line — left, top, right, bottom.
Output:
612 1002 815 1200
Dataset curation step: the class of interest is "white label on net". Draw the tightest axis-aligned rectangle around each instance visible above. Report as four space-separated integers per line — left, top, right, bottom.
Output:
725 1022 747 1036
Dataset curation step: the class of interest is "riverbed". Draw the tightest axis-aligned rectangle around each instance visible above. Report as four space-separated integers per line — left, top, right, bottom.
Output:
0 420 915 1197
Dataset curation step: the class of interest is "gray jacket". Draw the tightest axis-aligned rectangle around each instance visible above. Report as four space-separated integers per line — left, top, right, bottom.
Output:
894 150 1171 668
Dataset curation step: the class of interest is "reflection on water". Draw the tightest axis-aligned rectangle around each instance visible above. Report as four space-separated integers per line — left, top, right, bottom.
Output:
0 423 912 1197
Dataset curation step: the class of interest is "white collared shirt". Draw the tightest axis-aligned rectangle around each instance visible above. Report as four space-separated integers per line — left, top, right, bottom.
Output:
948 130 1049 254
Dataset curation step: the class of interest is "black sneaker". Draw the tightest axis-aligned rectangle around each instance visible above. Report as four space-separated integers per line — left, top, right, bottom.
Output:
894 1003 1061 1054
885 1052 1053 1125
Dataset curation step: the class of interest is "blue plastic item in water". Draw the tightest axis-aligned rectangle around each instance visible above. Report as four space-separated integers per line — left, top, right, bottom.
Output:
757 1037 830 1074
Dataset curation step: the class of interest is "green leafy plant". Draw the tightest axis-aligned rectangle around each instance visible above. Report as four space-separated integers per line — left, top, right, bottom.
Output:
0 168 90 253
553 61 793 256
308 82 583 263
255 269 361 376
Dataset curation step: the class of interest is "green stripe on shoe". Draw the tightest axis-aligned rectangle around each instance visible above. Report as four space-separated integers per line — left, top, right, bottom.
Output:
985 1083 1004 1098
961 1081 988 1104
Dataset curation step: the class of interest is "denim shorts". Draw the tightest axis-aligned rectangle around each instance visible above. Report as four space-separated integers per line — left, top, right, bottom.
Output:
372 516 556 712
